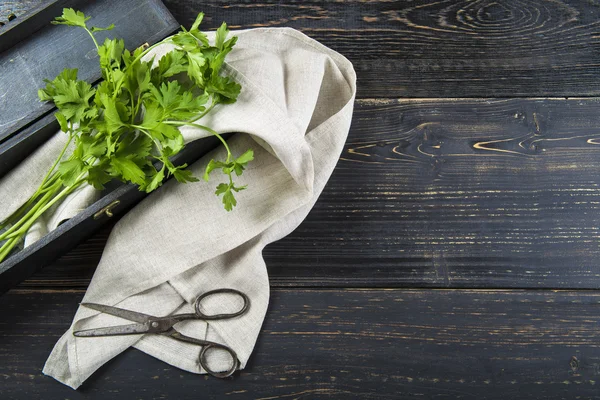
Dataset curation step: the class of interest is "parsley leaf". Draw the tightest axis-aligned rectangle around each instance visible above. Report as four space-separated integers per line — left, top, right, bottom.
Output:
0 9 252 263
110 156 147 186
51 8 90 28
87 9 248 207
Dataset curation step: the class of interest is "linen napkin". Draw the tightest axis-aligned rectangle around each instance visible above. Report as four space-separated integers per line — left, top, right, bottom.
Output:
1 27 356 389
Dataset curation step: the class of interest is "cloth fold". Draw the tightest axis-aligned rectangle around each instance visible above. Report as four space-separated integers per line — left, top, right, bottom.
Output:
3 27 355 389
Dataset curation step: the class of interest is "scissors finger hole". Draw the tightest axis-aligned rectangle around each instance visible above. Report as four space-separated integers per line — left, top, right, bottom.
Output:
200 344 239 378
195 289 250 320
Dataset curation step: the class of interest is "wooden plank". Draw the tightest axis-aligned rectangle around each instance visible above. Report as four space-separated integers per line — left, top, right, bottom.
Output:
2 288 600 399
272 98 600 288
162 0 600 98
21 98 600 290
0 1 43 20
0 1 76 54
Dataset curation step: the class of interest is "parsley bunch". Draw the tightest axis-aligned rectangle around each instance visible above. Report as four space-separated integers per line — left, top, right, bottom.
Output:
0 9 253 263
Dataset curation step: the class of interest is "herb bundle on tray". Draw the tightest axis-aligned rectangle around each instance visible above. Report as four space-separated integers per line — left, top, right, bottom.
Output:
0 9 253 263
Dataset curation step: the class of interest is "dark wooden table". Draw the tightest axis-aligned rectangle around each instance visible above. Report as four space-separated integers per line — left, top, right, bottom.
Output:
3 1 600 399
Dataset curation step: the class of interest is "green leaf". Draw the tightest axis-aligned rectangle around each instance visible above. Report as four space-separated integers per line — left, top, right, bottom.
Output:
98 38 125 71
231 149 253 176
110 156 146 186
171 32 200 52
189 13 209 47
150 81 182 111
149 81 206 121
233 163 244 176
87 164 112 190
58 159 84 186
99 93 126 133
186 52 206 86
141 103 163 130
222 188 236 211
207 75 241 104
145 167 165 192
215 22 228 50
190 12 204 32
215 182 229 195
156 123 181 140
155 50 188 80
55 112 69 132
203 159 228 181
124 58 151 97
42 10 243 209
161 129 184 156
236 149 254 165
38 69 96 123
52 8 90 28
58 68 79 82
55 80 96 122
120 134 153 159
204 159 217 181
80 135 107 158
213 182 239 211
38 88 52 102
172 167 199 184
90 23 115 32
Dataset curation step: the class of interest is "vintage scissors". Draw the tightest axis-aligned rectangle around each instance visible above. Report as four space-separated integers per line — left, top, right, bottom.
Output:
73 288 250 378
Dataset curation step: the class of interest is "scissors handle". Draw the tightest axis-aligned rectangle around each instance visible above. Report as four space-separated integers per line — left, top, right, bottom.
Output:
194 288 250 320
199 341 240 378
169 331 239 378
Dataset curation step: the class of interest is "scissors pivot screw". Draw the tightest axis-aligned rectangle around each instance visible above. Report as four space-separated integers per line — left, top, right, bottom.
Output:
151 322 159 328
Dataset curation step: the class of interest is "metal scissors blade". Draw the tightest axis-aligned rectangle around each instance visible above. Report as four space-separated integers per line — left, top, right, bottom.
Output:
80 302 154 323
74 323 150 337
72 303 156 337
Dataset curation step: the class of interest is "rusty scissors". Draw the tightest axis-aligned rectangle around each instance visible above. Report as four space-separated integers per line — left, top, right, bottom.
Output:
73 288 250 378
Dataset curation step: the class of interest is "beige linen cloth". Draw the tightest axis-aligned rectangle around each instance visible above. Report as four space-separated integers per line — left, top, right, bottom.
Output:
0 27 356 389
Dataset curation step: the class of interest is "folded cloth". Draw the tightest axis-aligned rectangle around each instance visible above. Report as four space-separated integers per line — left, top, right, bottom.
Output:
4 27 355 389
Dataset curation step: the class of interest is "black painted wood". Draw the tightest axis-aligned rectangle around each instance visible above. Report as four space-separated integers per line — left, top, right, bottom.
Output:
0 0 43 20
4 0 600 399
23 98 600 290
0 1 74 53
1 288 599 399
162 0 600 99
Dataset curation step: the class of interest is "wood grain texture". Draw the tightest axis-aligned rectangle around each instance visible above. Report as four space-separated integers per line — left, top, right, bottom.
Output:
2 288 600 399
0 1 42 20
24 98 600 290
4 1 600 398
160 0 600 98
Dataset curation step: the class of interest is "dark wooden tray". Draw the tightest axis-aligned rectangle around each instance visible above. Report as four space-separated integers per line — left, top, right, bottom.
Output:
0 0 223 293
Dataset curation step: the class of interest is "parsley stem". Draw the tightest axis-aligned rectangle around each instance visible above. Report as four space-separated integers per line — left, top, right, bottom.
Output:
0 236 18 261
164 121 232 163
0 180 62 241
14 180 82 236
1 174 60 230
84 28 100 50
39 132 74 189
0 173 86 259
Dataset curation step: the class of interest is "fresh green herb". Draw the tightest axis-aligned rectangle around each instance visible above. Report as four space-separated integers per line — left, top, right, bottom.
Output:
0 9 251 263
